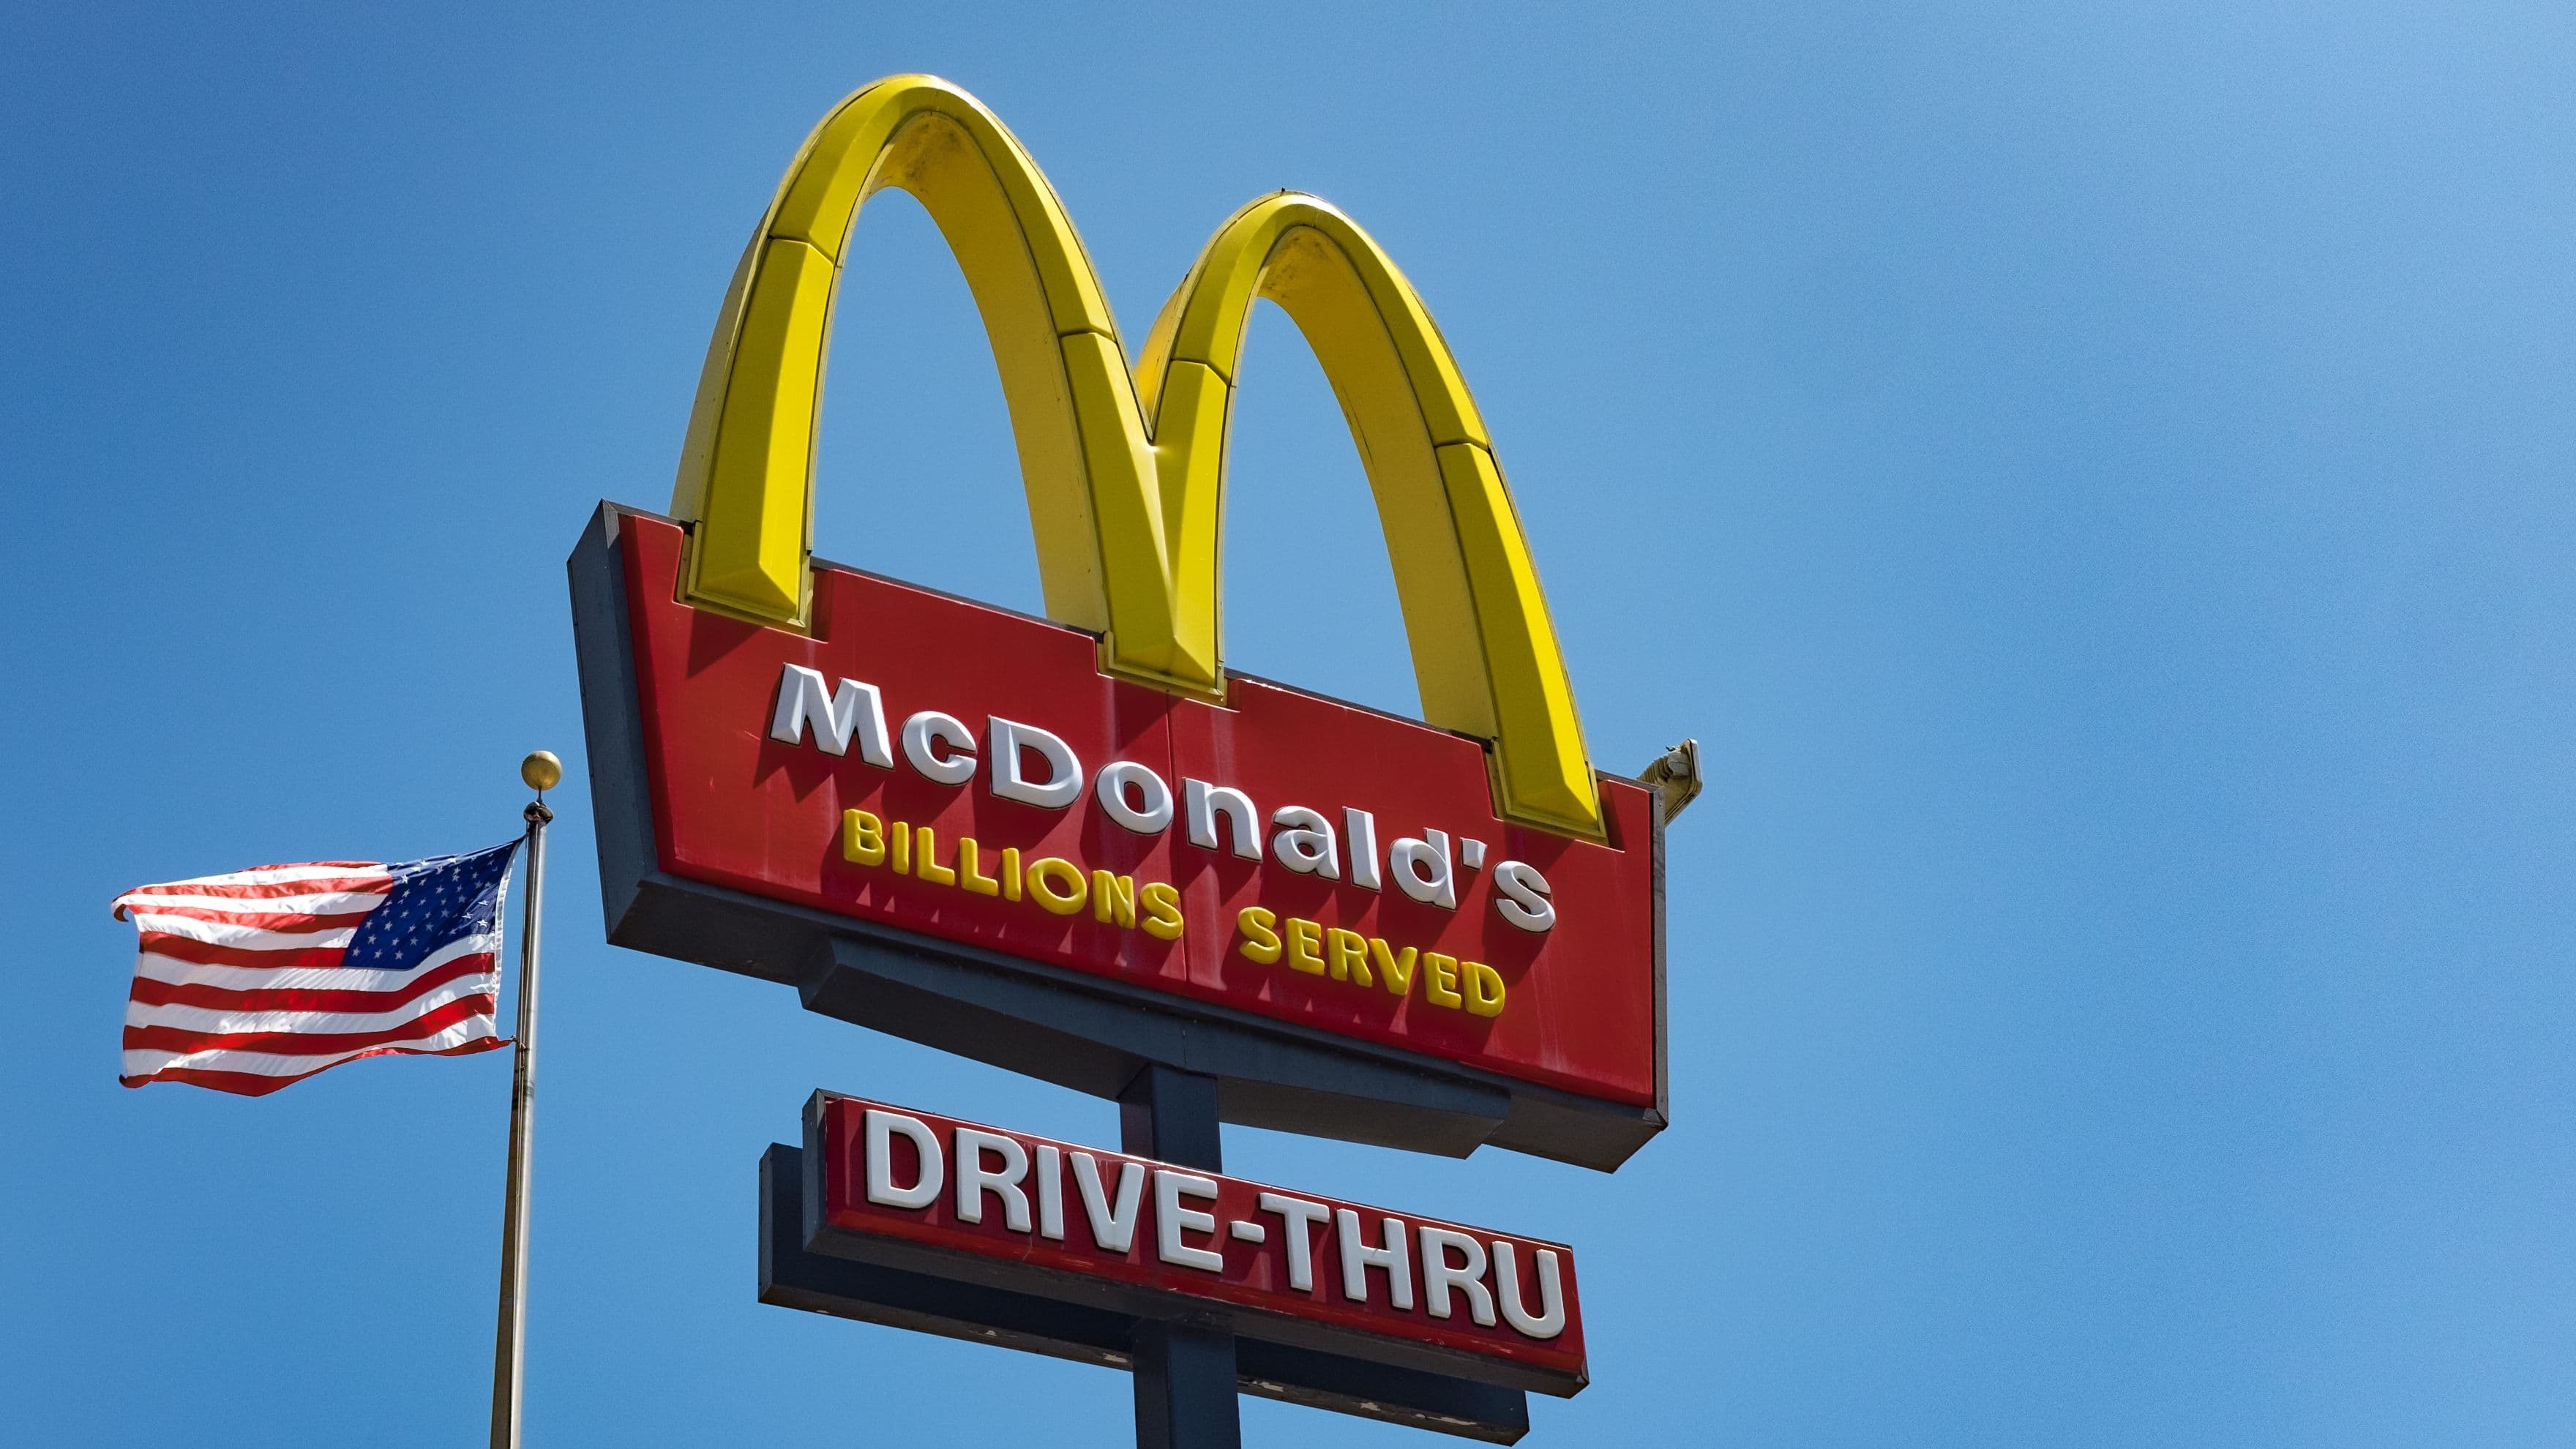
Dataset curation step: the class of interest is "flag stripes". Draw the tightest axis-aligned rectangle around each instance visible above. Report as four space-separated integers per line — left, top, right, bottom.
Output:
111 845 519 1096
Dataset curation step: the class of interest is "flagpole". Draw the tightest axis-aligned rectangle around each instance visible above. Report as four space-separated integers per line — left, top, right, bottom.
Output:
490 750 558 1449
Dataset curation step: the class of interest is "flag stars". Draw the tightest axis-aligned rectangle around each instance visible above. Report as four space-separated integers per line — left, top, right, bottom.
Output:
345 842 518 970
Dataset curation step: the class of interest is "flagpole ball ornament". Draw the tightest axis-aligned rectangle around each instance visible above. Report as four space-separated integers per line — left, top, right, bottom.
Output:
520 751 563 793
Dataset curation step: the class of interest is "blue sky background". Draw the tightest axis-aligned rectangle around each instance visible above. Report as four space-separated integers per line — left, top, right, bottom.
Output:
6 3 2572 1444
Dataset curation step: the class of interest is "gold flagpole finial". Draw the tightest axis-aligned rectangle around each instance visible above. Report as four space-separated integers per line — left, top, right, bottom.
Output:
520 751 562 793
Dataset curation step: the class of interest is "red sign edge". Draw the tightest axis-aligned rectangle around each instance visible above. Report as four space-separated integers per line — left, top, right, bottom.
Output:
568 501 1669 1171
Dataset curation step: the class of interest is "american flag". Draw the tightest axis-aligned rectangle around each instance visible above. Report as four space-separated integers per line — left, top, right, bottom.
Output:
112 842 522 1096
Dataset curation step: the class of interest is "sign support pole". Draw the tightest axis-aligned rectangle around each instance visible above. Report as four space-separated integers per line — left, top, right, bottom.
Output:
1120 1065 1242 1449
490 755 558 1449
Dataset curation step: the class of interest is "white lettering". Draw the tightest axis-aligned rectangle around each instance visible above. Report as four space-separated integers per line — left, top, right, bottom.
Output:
1493 861 1555 932
864 1109 943 1210
1419 1226 1497 1326
989 716 1082 809
1096 760 1176 835
952 1127 1030 1232
1271 806 1339 879
1184 779 1262 860
1154 1169 1224 1272
1070 1151 1147 1254
768 664 891 765
900 711 978 785
1493 1240 1569 1339
802 687 1516 924
1390 829 1456 909
1034 1142 1066 1240
1335 1208 1415 1309
1344 808 1382 891
1256 1191 1330 1292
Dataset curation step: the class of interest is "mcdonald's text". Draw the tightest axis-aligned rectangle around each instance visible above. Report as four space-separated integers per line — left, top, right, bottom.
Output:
599 510 1660 1107
774 659 1562 935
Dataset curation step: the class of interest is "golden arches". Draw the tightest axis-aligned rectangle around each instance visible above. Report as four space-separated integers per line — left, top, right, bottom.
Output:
670 76 1187 685
670 75 1602 836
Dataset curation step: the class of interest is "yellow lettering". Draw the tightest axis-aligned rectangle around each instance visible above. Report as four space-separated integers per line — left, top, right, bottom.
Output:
1325 928 1371 985
1463 961 1506 1017
1027 857 1087 915
1237 907 1281 963
1001 847 1022 902
1285 917 1326 976
1423 952 1464 1008
914 826 957 886
840 809 884 866
889 819 911 875
1368 937 1418 996
958 837 1000 896
1091 870 1137 927
1139 882 1184 941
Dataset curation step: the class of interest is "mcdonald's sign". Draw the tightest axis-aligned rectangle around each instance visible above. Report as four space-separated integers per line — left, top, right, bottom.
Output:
571 75 1685 1172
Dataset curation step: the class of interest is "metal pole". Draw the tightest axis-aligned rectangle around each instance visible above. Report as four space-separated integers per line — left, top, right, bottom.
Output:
490 752 558 1449
1120 1064 1241 1449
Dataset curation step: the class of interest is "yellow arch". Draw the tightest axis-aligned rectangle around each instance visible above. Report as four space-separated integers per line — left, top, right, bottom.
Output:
1135 195 1600 838
669 75 1199 687
672 75 1602 836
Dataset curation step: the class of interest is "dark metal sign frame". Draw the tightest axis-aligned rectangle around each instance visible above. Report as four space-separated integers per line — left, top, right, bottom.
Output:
570 503 1671 1173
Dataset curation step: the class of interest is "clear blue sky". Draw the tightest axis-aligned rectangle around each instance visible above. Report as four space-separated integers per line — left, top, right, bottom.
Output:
7 3 2572 1444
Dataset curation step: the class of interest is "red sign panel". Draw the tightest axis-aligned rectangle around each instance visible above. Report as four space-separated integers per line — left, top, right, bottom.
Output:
809 1093 1587 1391
617 513 1656 1107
